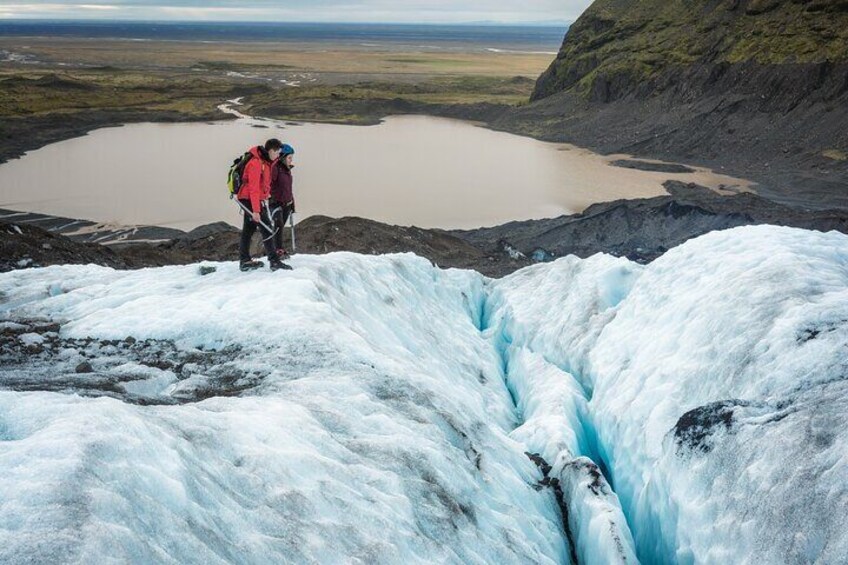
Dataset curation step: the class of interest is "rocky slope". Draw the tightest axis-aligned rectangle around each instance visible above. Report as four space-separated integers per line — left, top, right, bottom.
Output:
0 216 528 278
495 0 848 210
4 183 848 276
533 0 848 101
450 181 848 263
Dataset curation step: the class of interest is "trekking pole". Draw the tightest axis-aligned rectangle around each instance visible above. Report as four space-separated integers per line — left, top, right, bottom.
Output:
235 199 279 242
290 212 297 253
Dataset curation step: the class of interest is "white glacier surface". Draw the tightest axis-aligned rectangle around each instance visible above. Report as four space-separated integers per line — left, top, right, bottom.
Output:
0 225 846 564
0 254 568 564
487 225 848 564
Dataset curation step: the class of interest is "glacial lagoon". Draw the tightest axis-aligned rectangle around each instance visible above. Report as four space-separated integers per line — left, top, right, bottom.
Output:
0 111 749 231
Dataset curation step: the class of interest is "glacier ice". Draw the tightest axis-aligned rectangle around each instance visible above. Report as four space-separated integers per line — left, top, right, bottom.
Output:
0 254 569 564
503 349 638 565
1 225 847 564
486 254 644 564
487 225 848 564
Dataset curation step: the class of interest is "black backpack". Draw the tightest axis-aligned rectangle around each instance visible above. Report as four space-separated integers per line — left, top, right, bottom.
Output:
227 152 253 198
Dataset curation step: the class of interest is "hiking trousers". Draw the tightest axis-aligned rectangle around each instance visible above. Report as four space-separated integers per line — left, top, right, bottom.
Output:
238 199 277 262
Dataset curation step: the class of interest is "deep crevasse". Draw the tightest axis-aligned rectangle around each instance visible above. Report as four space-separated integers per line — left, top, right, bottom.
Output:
486 225 848 564
1 225 847 564
481 265 640 564
484 252 642 564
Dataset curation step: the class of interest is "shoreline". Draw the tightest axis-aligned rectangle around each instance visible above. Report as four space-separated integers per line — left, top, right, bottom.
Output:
3 180 847 279
0 82 772 217
1 32 844 212
0 109 236 167
1 100 754 234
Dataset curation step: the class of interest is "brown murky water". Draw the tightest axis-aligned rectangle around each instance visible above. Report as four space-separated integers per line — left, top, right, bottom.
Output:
0 112 749 231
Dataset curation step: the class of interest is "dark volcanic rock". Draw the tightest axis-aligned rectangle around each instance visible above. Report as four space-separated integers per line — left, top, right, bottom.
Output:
0 208 185 244
183 222 239 242
674 400 748 454
451 182 848 264
0 215 527 277
610 160 695 174
0 221 131 272
291 215 528 277
4 187 848 278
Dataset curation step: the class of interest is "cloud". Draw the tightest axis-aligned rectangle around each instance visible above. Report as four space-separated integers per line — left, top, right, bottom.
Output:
0 0 594 23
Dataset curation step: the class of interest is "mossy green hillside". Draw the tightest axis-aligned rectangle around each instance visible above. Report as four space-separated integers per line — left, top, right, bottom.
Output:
534 0 848 99
243 76 535 125
0 69 259 118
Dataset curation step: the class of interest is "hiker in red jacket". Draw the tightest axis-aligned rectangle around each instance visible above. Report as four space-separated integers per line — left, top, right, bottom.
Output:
236 138 290 271
270 143 296 258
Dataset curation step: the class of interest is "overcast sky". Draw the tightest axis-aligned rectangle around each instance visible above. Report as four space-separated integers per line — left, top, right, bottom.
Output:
0 1 593 24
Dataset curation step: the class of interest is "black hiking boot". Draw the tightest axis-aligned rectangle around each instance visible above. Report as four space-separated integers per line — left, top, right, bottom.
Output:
270 257 292 271
240 259 264 272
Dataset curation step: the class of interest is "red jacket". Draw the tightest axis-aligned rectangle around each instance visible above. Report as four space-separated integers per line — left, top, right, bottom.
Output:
237 146 272 212
270 159 295 209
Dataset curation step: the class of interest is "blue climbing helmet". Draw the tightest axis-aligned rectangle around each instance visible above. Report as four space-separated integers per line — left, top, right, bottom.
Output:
281 144 295 156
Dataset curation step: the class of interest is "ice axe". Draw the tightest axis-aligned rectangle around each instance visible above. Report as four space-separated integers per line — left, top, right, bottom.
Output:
234 199 278 242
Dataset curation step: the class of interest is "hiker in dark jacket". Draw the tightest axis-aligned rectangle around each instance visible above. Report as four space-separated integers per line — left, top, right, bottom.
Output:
236 138 290 271
270 143 297 258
